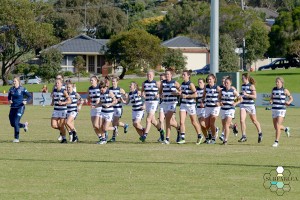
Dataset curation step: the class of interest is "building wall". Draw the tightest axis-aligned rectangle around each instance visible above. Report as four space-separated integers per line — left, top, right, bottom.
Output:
183 52 207 70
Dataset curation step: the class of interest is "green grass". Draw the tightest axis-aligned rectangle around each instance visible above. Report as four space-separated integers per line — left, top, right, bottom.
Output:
0 105 300 199
1 68 300 93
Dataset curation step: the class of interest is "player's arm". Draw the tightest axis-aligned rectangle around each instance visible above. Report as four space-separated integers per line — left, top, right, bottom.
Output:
285 89 293 106
247 85 257 99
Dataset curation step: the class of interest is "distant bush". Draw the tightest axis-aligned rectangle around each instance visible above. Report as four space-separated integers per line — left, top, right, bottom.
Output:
63 71 74 77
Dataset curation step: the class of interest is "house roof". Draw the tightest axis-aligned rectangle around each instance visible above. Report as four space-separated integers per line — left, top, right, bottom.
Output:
162 36 207 48
48 34 109 54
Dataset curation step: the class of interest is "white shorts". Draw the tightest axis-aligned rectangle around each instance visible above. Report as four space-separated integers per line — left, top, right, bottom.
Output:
205 107 220 118
196 107 205 118
272 110 286 118
90 107 102 117
220 109 235 120
161 102 177 114
145 101 159 114
240 105 256 115
159 103 164 113
180 104 196 115
67 111 78 119
100 112 114 122
52 110 67 119
132 110 144 121
113 108 123 118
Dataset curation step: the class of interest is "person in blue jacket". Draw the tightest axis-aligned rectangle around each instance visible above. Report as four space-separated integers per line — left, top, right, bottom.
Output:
8 77 32 143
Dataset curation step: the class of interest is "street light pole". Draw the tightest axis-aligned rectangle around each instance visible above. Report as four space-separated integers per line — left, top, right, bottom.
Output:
242 38 246 71
210 0 219 75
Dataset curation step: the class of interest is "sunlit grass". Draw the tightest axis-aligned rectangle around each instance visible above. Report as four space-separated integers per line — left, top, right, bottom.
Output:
0 105 299 199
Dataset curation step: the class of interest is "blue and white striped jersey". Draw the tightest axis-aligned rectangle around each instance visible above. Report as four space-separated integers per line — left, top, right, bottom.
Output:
220 88 235 110
272 87 286 110
67 91 79 113
109 86 122 109
205 84 219 107
88 85 100 107
180 81 196 105
53 88 67 111
241 83 255 106
161 80 178 104
129 90 143 111
196 86 204 108
143 80 159 102
100 90 114 113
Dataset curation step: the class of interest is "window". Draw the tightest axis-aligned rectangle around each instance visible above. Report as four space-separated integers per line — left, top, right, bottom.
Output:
61 56 67 65
88 55 95 72
68 55 76 66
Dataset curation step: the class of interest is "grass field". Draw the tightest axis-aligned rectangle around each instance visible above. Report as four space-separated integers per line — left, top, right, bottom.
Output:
1 68 300 93
0 105 300 199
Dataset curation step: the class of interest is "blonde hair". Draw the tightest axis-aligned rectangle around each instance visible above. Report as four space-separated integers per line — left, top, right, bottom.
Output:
13 77 22 86
130 81 139 91
276 77 284 87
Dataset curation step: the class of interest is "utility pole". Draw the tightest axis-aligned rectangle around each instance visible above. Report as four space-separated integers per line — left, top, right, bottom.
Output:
242 38 246 71
241 0 246 71
210 0 219 75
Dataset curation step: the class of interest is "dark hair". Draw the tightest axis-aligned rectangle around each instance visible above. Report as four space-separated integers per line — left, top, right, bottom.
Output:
182 70 190 76
99 80 106 88
160 73 166 77
165 68 174 73
206 74 216 83
111 76 119 81
225 76 232 82
242 73 256 85
198 78 205 83
90 76 99 83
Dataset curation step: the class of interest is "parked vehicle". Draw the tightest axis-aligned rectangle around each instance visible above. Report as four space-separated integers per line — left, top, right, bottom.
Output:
193 64 210 74
8 75 41 85
258 58 300 71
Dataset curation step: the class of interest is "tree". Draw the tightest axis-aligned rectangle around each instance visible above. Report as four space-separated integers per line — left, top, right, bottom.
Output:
289 40 300 58
162 48 187 72
158 1 206 40
105 28 165 79
0 0 56 85
14 63 39 77
37 48 63 82
268 6 300 57
73 56 86 82
219 34 239 72
48 12 82 40
245 21 270 67
94 6 127 39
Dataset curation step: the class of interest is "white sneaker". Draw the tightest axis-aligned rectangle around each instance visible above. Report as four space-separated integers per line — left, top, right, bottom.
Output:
69 135 73 142
97 140 107 145
272 142 279 147
13 139 20 143
162 140 170 145
24 122 28 132
57 135 63 141
196 137 203 145
285 127 290 137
